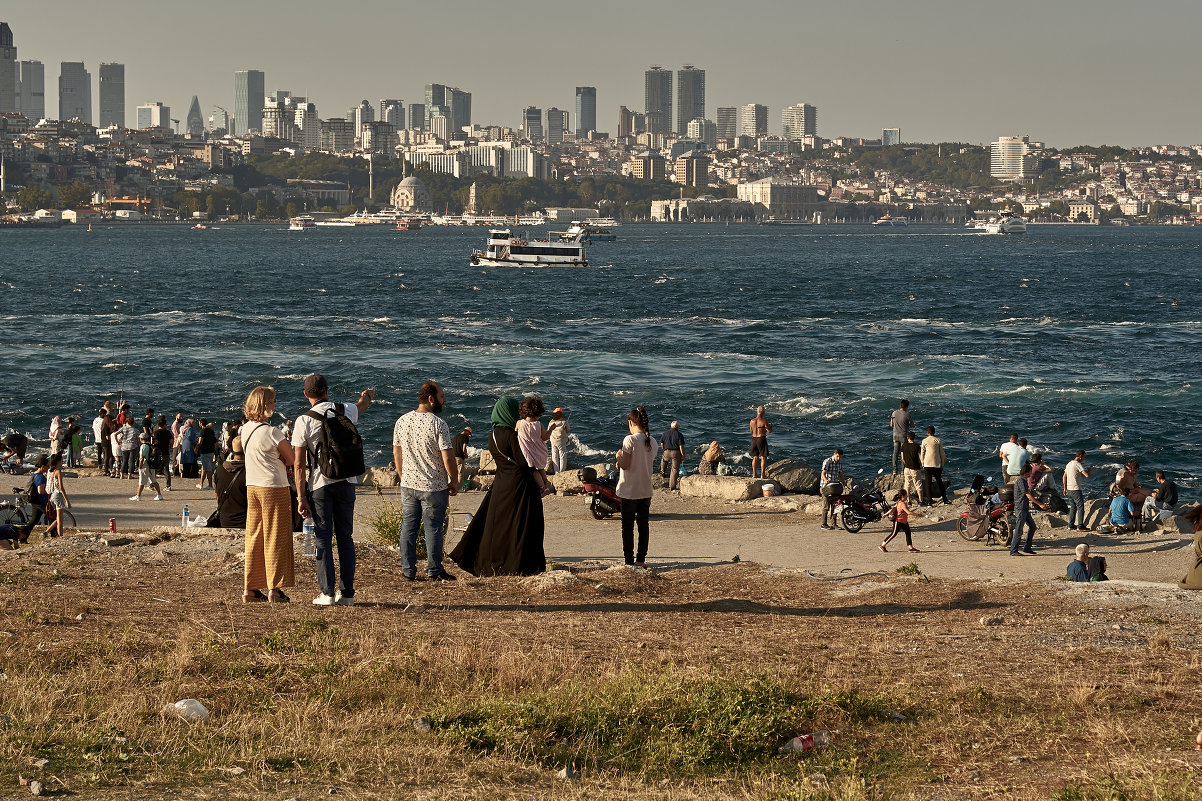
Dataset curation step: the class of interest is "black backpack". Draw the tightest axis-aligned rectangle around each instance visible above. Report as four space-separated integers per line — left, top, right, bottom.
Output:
304 403 365 481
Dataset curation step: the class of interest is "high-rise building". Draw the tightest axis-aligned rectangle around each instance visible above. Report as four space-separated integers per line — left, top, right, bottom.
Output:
686 118 717 150
781 103 816 140
674 152 710 187
209 106 229 134
447 87 470 138
617 105 634 139
425 83 471 137
183 96 204 136
644 66 672 134
522 105 542 141
546 107 568 144
98 63 124 128
233 69 265 135
990 135 1043 181
17 60 44 121
676 65 705 135
429 110 448 140
320 118 355 151
379 98 404 127
136 101 170 130
408 102 425 131
882 127 901 146
294 102 320 150
352 100 374 138
0 23 17 115
740 103 767 137
58 62 92 124
716 106 737 141
574 86 596 137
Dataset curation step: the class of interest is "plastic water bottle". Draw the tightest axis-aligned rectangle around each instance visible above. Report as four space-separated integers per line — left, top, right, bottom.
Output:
778 730 832 754
181 504 189 528
302 517 316 558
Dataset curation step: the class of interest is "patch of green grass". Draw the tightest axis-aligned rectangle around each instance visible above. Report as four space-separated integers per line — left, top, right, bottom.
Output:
895 562 920 576
1052 772 1202 801
364 497 428 559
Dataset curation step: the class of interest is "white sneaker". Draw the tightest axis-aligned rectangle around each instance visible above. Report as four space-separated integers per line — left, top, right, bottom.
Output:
334 593 355 606
129 495 140 501
153 494 164 501
195 484 203 489
311 593 336 606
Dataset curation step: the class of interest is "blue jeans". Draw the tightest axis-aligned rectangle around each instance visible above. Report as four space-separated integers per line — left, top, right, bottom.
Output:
1065 489 1085 528
1010 507 1036 554
309 481 356 598
400 486 449 578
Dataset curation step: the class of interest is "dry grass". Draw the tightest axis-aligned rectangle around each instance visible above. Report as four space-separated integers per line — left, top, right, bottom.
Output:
1 545 1201 799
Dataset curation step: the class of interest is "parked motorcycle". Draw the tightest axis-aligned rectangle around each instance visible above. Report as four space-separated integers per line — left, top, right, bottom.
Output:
579 466 621 520
835 470 890 533
957 475 1013 546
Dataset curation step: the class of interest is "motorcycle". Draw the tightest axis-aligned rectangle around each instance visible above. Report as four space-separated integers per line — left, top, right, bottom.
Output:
957 475 1013 546
835 470 890 533
579 466 621 520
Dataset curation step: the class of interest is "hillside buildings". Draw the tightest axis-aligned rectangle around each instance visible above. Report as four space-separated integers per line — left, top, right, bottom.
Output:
137 101 170 130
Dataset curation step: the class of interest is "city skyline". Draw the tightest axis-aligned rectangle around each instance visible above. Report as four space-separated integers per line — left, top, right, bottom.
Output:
3 0 1202 146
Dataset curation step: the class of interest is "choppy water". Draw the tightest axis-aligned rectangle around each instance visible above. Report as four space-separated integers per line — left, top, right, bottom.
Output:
2 222 1199 487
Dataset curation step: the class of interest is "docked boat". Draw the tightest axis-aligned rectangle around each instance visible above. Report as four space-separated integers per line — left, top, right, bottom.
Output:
760 216 813 226
872 215 908 227
315 220 355 227
288 215 316 231
555 221 615 242
984 214 1027 234
396 220 422 231
471 228 588 267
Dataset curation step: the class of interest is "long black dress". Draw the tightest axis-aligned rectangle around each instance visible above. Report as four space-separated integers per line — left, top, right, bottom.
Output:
449 426 546 576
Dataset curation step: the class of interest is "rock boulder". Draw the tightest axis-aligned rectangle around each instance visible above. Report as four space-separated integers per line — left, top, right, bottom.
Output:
362 466 399 489
765 458 819 494
551 470 583 494
680 475 781 502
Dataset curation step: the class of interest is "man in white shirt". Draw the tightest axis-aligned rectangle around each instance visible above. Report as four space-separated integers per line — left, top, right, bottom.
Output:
392 381 458 582
1063 449 1091 531
293 373 374 607
920 426 949 505
1000 433 1029 485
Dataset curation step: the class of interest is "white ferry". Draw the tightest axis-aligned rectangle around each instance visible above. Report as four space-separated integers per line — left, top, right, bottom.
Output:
288 215 316 231
985 214 1027 234
872 215 908 227
471 228 588 267
555 221 616 242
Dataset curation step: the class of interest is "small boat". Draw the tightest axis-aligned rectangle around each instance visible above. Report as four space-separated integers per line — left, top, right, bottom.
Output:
555 221 615 242
192 223 209 230
984 214 1027 234
471 228 588 267
288 215 316 231
396 220 422 231
872 215 907 227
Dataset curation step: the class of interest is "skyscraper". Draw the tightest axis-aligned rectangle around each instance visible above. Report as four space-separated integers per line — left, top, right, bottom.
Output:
522 106 542 141
294 102 320 150
740 103 767 137
186 96 204 136
546 107 568 144
990 135 1042 181
575 86 596 137
617 105 634 139
0 23 16 115
58 62 92 124
424 83 448 128
716 106 737 140
686 118 717 149
644 66 672 134
136 101 170 130
379 99 404 127
447 87 471 138
425 84 471 137
98 63 125 128
408 103 425 131
882 127 901 146
234 69 265 135
676 65 705 135
353 100 374 138
17 60 44 121
781 103 817 140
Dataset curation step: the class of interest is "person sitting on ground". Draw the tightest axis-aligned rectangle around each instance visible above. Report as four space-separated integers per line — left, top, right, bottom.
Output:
1144 470 1178 523
0 523 19 550
1029 452 1067 513
1108 489 1140 534
1088 554 1109 582
1178 506 1202 589
1113 460 1151 504
1067 543 1091 582
698 441 725 476
0 431 28 473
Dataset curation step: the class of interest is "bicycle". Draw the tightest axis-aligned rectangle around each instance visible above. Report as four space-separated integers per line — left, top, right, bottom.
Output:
0 486 76 534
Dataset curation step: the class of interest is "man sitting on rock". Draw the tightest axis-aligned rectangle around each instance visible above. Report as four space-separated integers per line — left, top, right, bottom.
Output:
1108 490 1140 534
1144 470 1177 524
1067 543 1090 582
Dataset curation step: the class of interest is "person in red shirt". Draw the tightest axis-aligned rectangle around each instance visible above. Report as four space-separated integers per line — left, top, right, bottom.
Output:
881 488 922 553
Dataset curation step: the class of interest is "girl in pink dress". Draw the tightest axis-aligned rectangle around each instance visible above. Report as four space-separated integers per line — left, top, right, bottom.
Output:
516 396 554 496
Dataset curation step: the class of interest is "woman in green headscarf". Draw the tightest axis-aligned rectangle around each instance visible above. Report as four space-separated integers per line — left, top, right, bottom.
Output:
450 396 546 576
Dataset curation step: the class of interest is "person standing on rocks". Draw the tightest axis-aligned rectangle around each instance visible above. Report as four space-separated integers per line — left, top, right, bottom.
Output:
659 420 685 491
392 380 457 583
1000 433 1028 485
920 426 949 506
1063 450 1091 531
820 449 845 530
888 399 914 475
295 374 375 604
749 406 774 479
548 409 571 474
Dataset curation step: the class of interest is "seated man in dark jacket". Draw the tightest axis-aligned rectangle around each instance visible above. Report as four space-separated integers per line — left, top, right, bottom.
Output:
212 438 248 528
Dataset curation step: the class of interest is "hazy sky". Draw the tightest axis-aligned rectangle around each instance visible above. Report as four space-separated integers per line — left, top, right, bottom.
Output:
6 0 1200 147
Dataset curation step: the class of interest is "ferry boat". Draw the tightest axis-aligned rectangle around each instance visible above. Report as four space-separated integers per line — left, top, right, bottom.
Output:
471 228 588 267
984 214 1027 234
315 220 355 228
288 215 316 231
396 219 422 231
555 221 616 242
872 215 908 227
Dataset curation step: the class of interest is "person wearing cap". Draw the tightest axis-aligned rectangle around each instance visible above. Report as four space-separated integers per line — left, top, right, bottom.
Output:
659 420 684 491
548 408 571 474
130 432 164 501
452 426 473 483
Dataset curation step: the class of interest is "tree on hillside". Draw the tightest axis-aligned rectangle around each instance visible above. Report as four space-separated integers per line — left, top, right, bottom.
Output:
17 185 53 212
57 180 93 209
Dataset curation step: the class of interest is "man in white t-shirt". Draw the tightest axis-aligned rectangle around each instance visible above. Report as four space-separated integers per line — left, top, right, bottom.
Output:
392 380 458 582
999 433 1029 485
1063 449 1091 530
293 373 375 607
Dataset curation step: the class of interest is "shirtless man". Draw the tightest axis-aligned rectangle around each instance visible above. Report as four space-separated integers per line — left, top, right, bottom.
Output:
748 406 775 479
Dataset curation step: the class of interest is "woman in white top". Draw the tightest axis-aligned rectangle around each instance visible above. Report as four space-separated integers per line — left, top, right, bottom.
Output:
615 406 658 567
43 453 71 538
240 386 296 603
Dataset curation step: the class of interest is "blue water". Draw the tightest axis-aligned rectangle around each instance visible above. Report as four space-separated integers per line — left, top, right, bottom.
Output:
2 222 1199 486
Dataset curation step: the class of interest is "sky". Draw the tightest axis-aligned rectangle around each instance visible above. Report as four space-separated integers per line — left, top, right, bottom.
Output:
5 0 1201 148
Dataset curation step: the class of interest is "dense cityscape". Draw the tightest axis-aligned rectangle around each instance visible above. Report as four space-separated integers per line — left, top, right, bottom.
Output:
3 19 1202 225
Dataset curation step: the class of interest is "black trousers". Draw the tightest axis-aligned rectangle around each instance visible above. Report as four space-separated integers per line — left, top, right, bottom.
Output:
923 467 948 503
621 496 651 564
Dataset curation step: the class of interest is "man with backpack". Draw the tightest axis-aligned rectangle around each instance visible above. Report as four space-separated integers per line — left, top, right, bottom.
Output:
293 374 374 607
